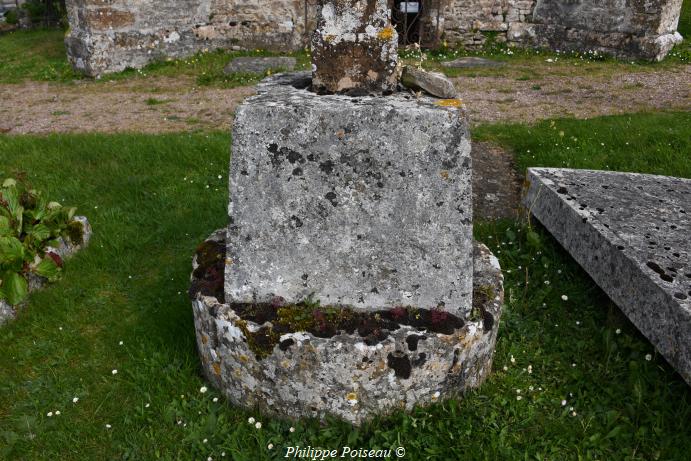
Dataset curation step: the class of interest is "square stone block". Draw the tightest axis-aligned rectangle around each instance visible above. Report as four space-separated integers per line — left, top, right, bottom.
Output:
226 73 473 316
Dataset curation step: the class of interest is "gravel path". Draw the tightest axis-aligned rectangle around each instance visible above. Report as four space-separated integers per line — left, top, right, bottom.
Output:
1 66 688 134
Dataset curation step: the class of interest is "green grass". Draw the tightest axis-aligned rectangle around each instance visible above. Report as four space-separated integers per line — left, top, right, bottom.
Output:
0 28 78 83
475 111 691 178
1 111 690 459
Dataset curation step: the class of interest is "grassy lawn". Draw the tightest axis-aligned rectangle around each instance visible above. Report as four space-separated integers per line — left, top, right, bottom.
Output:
1 111 690 459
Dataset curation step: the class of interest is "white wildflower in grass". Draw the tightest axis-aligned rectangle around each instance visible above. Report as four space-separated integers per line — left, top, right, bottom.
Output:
290 427 295 433
221 452 226 457
213 397 219 403
248 417 255 424
528 365 533 374
516 396 523 401
569 406 574 411
571 411 577 417
510 355 516 364
47 411 53 417
503 366 508 371
561 400 567 406
145 403 150 408
208 457 213 461
616 328 622 334
576 321 580 325
572 363 576 367
200 386 208 394
72 397 79 404
112 369 118 375
119 341 124 346
645 354 652 361
55 411 61 415
105 424 112 429
255 422 262 429
561 295 568 301
268 443 274 450
516 389 521 394
529 386 534 391
203 439 208 444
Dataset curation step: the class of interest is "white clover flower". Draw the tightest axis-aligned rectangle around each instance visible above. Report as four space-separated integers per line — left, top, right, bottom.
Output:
73 397 79 403
516 389 521 394
255 422 262 429
561 400 567 406
112 369 118 375
645 354 652 361
203 438 208 444
248 417 255 424
569 406 574 411
289 427 295 433
561 295 568 301
529 386 534 391
213 397 219 403
119 341 124 346
55 411 61 415
571 411 577 417
510 355 516 364
200 386 208 393
221 453 226 457
268 443 274 450
503 366 508 371
47 411 53 417
208 457 213 461
105 424 112 429
516 396 522 401
616 329 621 334
572 363 576 367
528 365 533 374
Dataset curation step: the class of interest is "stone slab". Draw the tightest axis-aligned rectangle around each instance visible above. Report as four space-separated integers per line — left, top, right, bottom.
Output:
524 168 691 384
193 230 503 425
223 56 296 75
441 57 506 68
227 72 473 316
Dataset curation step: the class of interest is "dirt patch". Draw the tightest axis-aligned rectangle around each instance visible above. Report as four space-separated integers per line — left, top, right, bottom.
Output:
0 66 688 134
456 65 691 125
472 141 523 221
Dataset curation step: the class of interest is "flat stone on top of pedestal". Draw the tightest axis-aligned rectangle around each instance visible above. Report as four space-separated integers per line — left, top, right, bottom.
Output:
227 72 473 317
524 168 691 385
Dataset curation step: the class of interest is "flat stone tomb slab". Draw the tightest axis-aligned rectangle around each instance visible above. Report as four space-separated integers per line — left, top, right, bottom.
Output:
525 168 691 384
227 73 473 317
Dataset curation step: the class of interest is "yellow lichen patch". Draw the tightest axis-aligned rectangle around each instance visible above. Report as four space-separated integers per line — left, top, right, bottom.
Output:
325 34 336 43
440 170 450 180
239 354 249 363
225 257 233 265
212 362 221 376
346 392 358 401
378 26 394 41
201 334 208 345
435 99 463 107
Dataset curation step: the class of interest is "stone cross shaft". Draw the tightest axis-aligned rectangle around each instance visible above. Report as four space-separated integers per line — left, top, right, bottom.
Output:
311 0 399 95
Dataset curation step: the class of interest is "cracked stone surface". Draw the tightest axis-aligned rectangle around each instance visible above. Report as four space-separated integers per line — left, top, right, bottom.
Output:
227 72 473 316
524 168 691 385
192 229 503 425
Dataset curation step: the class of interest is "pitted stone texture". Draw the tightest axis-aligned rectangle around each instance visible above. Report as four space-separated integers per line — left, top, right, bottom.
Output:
310 0 398 95
227 72 472 316
0 216 92 327
525 168 691 385
193 230 503 425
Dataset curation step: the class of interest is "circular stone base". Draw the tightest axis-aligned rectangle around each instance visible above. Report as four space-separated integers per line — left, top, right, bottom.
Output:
190 230 503 425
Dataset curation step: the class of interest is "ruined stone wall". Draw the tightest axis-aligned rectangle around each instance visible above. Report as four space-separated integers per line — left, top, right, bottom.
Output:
65 0 318 76
507 0 684 61
65 0 683 76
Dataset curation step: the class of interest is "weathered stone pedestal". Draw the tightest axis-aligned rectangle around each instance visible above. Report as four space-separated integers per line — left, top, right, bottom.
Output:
190 71 503 424
228 73 473 317
191 229 503 424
